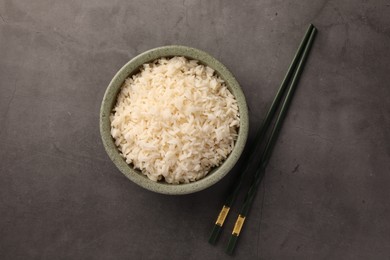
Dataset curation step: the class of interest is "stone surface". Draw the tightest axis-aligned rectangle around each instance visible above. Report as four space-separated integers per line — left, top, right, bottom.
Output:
1 0 389 259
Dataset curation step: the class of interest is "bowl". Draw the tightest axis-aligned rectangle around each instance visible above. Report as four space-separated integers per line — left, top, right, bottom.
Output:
100 45 249 195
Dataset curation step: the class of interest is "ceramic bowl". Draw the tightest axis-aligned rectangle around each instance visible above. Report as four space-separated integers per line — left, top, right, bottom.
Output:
100 45 249 195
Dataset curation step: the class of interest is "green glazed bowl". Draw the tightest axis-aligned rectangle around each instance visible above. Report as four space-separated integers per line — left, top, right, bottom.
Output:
100 45 249 195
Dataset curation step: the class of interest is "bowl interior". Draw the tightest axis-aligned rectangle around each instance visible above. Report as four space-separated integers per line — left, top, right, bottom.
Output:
100 45 249 195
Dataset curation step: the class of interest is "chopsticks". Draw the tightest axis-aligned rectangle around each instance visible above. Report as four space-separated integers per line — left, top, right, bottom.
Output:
208 24 317 254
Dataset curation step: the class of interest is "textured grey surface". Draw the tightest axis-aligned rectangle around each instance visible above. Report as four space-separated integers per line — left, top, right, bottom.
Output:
1 0 390 259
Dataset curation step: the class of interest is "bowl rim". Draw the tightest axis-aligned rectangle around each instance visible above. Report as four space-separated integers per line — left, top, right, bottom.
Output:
100 45 249 195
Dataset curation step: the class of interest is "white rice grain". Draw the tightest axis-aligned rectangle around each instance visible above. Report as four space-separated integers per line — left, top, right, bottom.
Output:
110 56 240 184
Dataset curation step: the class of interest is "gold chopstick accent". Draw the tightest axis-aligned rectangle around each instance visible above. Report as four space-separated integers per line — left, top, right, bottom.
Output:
215 206 230 226
232 215 246 236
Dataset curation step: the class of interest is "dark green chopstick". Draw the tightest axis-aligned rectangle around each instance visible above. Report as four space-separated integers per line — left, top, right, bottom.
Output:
208 24 315 245
226 26 317 255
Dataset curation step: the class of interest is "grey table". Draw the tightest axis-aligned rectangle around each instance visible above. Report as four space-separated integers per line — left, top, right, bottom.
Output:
1 0 390 259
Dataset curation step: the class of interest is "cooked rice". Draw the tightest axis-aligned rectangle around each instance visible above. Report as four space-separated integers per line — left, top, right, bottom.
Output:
110 56 240 184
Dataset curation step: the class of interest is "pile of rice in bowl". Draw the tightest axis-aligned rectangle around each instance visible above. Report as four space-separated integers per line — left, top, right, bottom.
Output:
110 56 240 184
